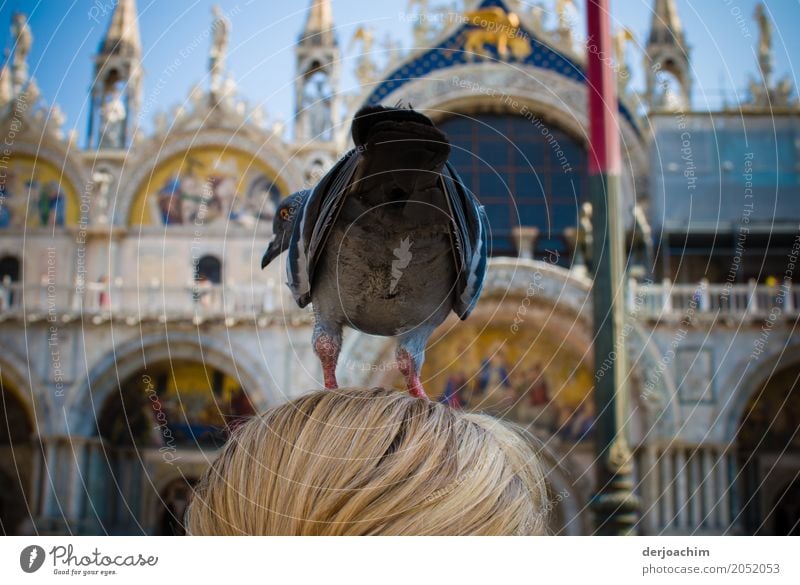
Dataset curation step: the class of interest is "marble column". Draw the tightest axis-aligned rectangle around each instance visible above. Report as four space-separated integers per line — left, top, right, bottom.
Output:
512 226 539 260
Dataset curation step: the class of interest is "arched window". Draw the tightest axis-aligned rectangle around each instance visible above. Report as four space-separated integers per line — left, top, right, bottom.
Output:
0 256 20 282
438 113 588 262
246 175 282 223
158 477 197 536
737 366 800 534
0 256 20 309
194 255 222 285
98 360 254 449
0 378 34 534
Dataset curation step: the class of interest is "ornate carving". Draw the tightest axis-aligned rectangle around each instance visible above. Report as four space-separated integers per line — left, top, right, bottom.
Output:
349 26 378 86
209 5 231 98
463 6 531 61
10 12 32 94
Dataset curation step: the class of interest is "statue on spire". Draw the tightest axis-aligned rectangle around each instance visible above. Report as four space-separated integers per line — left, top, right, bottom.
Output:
613 28 635 92
99 86 127 149
754 3 773 86
349 26 378 87
209 5 231 97
555 0 577 52
10 12 32 95
747 2 796 109
408 0 431 47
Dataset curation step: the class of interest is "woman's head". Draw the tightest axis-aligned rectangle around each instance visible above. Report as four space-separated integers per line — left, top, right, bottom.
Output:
187 386 550 535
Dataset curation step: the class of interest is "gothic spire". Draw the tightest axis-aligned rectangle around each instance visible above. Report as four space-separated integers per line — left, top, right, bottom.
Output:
87 0 142 149
644 0 691 110
301 0 336 46
648 0 685 50
100 0 141 58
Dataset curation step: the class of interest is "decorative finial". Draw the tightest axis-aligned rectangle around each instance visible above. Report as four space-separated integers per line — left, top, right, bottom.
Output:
613 28 636 92
747 3 797 109
754 3 773 87
209 5 231 99
10 12 32 95
555 0 577 52
407 0 431 47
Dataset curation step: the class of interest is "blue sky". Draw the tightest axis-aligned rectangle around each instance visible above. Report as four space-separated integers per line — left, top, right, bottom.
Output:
0 0 797 145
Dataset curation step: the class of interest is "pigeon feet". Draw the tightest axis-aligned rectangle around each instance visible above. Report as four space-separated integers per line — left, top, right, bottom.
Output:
314 333 340 390
397 348 428 400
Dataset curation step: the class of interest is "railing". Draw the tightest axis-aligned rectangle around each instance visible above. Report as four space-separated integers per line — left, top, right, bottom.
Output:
629 278 800 321
3 276 798 323
0 279 310 322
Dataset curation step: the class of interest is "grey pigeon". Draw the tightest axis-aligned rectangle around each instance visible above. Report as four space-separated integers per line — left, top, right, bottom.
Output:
262 105 489 399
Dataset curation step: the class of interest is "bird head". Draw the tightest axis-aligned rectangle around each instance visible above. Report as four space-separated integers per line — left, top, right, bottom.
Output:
261 191 306 269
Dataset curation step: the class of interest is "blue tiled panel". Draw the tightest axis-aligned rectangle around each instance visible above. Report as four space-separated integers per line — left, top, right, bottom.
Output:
650 113 800 232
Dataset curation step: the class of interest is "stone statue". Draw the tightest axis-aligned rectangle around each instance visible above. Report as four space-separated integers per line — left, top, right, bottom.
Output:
614 28 635 91
555 0 576 52
754 3 773 83
613 28 635 67
10 12 32 93
408 0 430 46
556 0 576 31
631 203 654 273
91 169 114 224
576 201 593 271
0 53 12 106
99 88 126 149
209 5 230 95
350 26 378 86
382 33 401 67
529 3 546 35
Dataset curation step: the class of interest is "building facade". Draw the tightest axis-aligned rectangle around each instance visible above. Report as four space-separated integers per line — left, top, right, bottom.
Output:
0 0 798 535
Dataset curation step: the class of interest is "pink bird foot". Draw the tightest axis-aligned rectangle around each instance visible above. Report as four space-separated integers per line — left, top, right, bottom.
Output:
397 347 429 400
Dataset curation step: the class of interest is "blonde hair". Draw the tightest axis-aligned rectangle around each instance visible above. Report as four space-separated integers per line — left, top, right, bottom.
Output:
186 387 550 535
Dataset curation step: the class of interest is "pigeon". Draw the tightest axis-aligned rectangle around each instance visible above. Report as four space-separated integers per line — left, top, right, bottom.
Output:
261 105 489 399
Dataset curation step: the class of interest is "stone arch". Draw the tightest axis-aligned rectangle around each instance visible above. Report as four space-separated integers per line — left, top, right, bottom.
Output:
373 62 648 183
0 356 36 424
115 130 304 225
1 140 89 229
721 343 800 534
719 342 800 445
0 356 37 535
68 332 276 437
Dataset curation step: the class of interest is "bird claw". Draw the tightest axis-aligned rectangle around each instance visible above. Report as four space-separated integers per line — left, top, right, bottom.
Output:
408 380 429 401
396 348 428 400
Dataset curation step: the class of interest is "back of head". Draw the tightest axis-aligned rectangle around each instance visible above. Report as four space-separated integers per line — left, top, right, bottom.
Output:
186 387 550 535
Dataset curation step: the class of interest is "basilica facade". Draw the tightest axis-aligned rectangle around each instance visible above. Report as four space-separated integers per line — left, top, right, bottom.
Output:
0 0 798 536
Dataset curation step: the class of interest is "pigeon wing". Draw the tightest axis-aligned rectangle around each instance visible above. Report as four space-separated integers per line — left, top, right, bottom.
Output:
286 149 361 307
441 161 489 319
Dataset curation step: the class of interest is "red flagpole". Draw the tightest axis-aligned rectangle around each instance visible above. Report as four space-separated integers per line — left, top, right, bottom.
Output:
586 0 640 535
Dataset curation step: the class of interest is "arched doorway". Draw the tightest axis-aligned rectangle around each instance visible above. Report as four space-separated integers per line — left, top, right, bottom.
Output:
737 364 800 535
158 476 197 536
438 112 588 262
95 359 255 533
0 255 20 309
0 375 34 534
194 255 222 285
